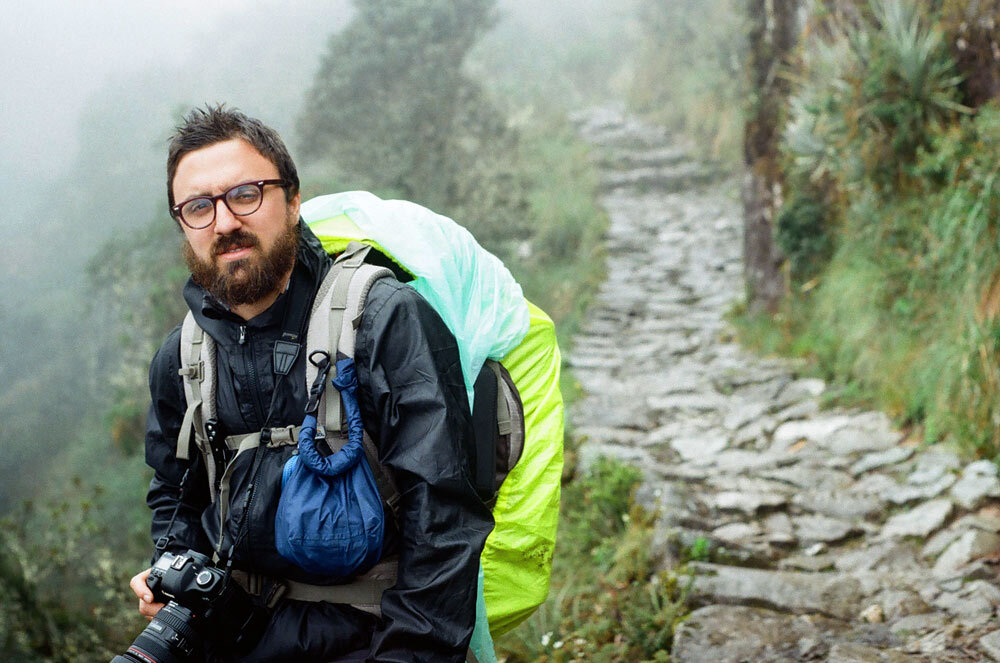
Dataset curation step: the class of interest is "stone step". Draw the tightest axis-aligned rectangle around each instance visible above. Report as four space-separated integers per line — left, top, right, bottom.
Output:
599 162 724 193
687 562 865 620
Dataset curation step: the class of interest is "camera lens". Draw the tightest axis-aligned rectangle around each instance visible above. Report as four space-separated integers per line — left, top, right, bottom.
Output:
110 602 202 663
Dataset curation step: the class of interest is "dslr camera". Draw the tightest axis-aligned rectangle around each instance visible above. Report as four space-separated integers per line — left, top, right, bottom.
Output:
111 550 267 663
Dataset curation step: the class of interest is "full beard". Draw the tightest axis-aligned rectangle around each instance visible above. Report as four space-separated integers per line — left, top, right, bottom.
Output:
183 217 300 308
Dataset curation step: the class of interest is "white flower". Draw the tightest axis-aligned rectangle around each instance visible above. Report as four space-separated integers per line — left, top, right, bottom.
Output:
541 631 552 647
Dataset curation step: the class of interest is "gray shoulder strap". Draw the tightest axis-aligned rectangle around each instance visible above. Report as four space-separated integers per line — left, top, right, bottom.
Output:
304 242 400 515
177 311 218 499
305 243 394 435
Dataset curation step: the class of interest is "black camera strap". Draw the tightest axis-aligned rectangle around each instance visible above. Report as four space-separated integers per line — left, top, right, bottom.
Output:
154 466 194 557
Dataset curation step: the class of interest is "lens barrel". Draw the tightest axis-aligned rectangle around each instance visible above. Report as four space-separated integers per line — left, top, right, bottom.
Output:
109 602 202 663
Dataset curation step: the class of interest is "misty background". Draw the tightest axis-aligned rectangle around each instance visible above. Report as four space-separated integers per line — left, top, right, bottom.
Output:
7 2 1000 661
1 1 647 659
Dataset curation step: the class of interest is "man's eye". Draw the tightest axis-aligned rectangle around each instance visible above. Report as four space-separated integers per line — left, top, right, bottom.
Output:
184 199 212 216
229 186 260 203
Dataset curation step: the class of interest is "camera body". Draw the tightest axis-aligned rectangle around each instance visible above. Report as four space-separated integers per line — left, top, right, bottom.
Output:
112 550 268 663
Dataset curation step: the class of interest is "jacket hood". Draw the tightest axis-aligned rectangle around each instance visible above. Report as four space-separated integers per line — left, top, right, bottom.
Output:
183 218 332 342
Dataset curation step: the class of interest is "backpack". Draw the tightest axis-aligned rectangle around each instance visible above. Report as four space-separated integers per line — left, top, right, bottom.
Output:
176 192 564 654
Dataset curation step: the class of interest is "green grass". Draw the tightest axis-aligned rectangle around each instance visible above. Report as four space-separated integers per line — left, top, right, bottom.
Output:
496 458 689 663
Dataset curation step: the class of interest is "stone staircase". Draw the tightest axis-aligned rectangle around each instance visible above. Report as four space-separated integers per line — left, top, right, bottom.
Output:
568 106 1000 663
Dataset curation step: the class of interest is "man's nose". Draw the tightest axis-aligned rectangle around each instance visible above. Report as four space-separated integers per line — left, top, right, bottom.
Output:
213 199 243 234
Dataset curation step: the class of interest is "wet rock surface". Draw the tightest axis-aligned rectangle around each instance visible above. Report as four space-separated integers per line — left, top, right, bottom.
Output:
571 107 1000 662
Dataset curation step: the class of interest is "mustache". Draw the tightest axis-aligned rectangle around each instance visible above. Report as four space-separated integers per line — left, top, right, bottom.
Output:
213 230 260 255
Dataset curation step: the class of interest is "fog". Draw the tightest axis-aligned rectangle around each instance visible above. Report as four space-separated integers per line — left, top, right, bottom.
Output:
0 0 635 509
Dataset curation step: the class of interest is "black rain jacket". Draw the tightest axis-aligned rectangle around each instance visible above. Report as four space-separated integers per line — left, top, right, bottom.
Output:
144 221 494 663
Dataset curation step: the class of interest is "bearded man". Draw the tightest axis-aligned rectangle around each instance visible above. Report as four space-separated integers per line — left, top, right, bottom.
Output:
128 106 493 663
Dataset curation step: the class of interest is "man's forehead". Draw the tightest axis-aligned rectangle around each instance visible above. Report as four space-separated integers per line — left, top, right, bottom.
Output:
173 138 278 197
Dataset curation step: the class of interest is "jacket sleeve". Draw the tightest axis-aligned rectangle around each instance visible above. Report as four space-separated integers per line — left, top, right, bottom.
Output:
144 325 213 563
355 280 495 663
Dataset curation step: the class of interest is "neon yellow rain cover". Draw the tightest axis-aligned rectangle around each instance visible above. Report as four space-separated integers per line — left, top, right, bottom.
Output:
302 192 563 653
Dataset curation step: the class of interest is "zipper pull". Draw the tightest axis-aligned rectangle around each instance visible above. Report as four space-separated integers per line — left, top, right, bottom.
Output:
239 325 247 345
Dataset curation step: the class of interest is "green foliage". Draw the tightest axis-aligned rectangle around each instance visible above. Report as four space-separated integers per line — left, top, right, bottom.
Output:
497 457 688 663
298 0 532 254
0 486 146 662
88 219 189 456
628 0 748 162
783 0 970 193
776 194 835 281
503 117 609 339
742 0 1000 455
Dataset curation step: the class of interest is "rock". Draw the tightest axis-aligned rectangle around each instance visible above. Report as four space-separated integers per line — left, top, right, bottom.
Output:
670 433 729 463
861 604 885 623
794 490 885 520
955 513 1000 532
825 423 900 456
877 590 930 621
722 401 769 431
827 642 917 662
793 514 860 544
713 449 782 473
762 512 796 545
889 613 947 637
922 527 964 560
762 465 853 490
882 474 957 505
932 529 1000 578
950 461 1000 510
981 629 1000 661
854 473 900 495
777 377 827 402
840 623 903 648
851 448 915 477
907 450 960 485
712 491 788 514
779 553 835 572
932 580 1000 618
647 391 727 414
689 562 864 619
964 459 998 476
672 605 845 663
732 417 774 447
881 499 953 538
633 480 692 518
772 415 855 451
835 541 921 573
712 522 762 544
772 398 820 423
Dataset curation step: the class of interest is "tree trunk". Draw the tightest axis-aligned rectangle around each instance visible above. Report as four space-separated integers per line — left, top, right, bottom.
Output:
742 0 800 313
942 0 1000 107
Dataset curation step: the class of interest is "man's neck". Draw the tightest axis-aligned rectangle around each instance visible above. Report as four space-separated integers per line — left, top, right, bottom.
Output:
230 267 295 322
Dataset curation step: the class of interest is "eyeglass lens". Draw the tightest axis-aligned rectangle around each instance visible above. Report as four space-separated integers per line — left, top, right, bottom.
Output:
180 183 265 228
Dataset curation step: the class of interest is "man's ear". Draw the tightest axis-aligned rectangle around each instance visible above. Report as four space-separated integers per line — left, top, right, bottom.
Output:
288 191 301 223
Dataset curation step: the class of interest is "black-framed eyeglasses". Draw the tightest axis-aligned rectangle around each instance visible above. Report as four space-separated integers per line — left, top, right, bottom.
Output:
171 179 288 229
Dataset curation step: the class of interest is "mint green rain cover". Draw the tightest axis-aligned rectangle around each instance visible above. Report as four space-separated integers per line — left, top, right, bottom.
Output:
301 191 530 406
301 191 532 662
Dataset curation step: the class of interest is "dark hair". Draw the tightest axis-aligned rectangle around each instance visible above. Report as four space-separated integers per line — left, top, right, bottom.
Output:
166 104 299 210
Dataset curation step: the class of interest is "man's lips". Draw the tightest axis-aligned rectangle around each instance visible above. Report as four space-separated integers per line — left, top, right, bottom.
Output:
218 246 254 260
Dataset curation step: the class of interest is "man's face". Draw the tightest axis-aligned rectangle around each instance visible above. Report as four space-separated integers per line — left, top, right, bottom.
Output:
172 138 301 308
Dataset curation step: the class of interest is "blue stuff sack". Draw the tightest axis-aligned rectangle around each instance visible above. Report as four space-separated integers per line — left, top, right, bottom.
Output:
275 358 384 578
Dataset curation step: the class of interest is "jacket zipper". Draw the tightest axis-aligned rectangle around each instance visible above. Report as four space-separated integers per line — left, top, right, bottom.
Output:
240 451 267 558
240 325 268 427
